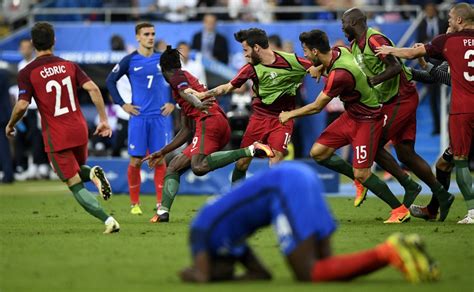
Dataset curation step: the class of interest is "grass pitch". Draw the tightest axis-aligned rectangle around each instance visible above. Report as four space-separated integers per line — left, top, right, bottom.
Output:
1 180 473 292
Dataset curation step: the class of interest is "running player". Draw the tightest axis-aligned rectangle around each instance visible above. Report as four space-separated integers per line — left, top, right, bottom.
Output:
5 22 119 234
106 22 175 218
375 2 474 224
341 8 454 221
143 46 274 223
181 162 438 283
279 29 409 223
197 28 310 183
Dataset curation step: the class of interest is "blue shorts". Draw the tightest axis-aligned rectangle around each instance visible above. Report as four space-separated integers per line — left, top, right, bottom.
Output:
128 116 172 157
190 162 337 258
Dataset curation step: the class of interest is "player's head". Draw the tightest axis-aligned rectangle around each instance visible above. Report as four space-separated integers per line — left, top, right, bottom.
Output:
135 22 155 50
177 41 191 60
31 22 55 51
19 38 34 59
341 8 367 42
299 30 330 66
448 2 474 32
268 34 282 51
160 45 182 74
203 14 217 32
234 28 269 65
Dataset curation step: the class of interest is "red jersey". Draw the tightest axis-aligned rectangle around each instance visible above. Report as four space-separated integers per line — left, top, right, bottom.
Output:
230 52 312 117
17 54 90 152
168 69 226 120
425 29 474 114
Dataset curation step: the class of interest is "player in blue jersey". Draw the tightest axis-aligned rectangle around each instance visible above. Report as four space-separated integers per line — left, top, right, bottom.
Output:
181 162 438 283
106 22 175 217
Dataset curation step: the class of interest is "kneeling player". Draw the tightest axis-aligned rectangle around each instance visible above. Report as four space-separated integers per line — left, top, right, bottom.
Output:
181 162 438 283
143 46 274 223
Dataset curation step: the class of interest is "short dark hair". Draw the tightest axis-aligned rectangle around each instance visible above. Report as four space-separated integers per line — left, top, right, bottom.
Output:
160 45 182 72
234 28 269 49
135 22 154 35
31 22 54 51
299 30 330 54
177 41 189 48
268 34 282 49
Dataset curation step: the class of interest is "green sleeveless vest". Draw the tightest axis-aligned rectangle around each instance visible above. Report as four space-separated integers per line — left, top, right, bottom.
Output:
252 51 307 105
351 28 413 103
330 47 381 108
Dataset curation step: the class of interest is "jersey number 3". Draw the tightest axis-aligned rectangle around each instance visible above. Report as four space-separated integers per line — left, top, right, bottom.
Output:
46 76 77 117
464 49 474 82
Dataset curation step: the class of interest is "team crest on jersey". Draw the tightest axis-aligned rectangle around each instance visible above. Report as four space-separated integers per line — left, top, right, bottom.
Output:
112 64 120 73
269 71 278 79
157 63 162 71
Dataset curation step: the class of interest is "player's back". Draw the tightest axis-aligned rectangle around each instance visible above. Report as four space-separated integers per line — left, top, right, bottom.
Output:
442 30 474 114
18 55 89 152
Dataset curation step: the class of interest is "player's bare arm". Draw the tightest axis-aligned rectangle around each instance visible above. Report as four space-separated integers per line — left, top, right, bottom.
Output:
307 65 326 82
83 80 112 138
5 99 29 137
142 114 193 167
200 82 236 99
178 90 216 112
279 92 332 125
369 51 401 86
160 102 175 116
375 45 427 60
236 248 272 281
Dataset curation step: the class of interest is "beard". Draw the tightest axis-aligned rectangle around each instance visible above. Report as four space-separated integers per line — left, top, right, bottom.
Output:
249 50 261 65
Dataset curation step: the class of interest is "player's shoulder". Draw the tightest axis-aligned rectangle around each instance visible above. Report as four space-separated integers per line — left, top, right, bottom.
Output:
19 55 67 76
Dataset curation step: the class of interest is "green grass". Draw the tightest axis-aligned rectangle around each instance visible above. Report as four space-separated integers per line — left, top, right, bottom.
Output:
0 180 473 292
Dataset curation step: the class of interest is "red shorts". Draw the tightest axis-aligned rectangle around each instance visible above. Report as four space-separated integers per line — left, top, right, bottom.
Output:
240 115 293 153
382 92 419 145
183 113 231 158
47 143 88 181
449 113 474 157
317 112 382 169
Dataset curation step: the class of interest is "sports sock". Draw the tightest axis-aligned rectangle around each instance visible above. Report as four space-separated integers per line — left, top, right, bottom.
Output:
127 165 141 205
69 182 109 222
79 165 91 182
399 174 420 207
454 160 474 210
154 162 166 204
206 148 251 171
231 167 247 183
160 173 181 212
362 174 401 209
311 246 389 281
317 154 354 180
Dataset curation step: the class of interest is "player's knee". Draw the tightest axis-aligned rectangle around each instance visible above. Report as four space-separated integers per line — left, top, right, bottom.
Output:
235 158 251 171
191 164 209 176
310 149 326 162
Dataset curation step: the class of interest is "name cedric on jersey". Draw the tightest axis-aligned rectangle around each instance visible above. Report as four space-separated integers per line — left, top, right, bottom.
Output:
40 65 66 78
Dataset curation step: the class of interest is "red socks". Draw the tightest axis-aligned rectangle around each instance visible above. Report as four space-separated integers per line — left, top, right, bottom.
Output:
154 162 166 204
311 244 391 282
128 164 141 205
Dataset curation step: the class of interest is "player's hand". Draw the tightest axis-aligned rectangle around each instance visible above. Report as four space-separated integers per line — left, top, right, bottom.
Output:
142 150 165 168
194 91 207 100
418 56 428 70
184 88 200 96
94 121 113 138
161 103 175 116
307 65 324 82
122 103 140 116
279 111 291 125
375 45 393 56
5 124 15 138
197 97 216 114
179 267 208 283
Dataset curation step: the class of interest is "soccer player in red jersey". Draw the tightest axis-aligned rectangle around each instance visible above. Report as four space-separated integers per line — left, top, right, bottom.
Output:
341 8 454 221
5 22 120 233
197 28 310 183
376 2 474 224
143 46 274 223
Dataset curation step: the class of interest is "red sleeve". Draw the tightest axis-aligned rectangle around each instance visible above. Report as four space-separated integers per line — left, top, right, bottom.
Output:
230 64 256 88
74 63 91 87
425 34 447 60
323 69 354 98
17 69 33 103
297 56 312 69
169 70 190 91
368 34 392 60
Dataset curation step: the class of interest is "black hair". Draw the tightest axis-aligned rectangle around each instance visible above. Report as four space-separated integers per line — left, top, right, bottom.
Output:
234 28 269 49
299 30 330 54
110 34 126 51
160 45 182 72
31 22 55 51
268 34 282 49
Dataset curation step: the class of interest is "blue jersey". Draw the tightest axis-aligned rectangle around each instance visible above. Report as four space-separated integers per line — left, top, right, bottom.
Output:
190 162 337 258
106 51 171 117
